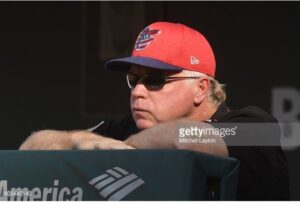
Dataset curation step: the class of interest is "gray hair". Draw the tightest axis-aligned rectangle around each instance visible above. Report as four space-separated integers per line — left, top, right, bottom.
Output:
183 70 226 106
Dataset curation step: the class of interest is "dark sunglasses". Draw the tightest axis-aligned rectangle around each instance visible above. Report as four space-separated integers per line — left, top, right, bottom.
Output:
126 73 201 89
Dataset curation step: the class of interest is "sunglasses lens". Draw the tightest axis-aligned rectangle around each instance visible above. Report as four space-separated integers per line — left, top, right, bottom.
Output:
126 74 166 89
143 75 165 88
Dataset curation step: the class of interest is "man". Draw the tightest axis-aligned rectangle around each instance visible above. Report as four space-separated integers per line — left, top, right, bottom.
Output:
20 22 289 200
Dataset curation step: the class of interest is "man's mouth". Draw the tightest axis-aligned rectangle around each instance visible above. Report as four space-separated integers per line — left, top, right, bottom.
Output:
132 107 147 112
132 108 150 117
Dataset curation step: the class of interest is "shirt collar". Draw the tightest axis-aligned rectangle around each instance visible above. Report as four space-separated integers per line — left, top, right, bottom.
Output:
208 102 230 122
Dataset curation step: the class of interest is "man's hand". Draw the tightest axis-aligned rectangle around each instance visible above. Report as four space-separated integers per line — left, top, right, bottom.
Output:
19 130 134 150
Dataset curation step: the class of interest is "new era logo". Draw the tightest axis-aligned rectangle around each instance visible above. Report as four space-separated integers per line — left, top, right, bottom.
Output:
191 56 200 65
89 167 145 201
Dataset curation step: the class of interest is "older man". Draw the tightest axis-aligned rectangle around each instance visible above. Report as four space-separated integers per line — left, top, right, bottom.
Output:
20 22 289 200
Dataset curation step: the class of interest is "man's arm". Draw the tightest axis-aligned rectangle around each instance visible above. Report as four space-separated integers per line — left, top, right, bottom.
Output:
20 119 228 156
19 130 134 150
125 119 229 157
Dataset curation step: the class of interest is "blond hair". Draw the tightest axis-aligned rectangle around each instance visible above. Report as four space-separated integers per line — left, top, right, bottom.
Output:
183 70 226 106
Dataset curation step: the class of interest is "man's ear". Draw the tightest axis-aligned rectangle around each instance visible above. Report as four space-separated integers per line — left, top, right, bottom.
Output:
194 77 210 105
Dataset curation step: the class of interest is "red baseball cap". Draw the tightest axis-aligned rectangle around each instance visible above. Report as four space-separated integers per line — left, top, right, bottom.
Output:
105 22 216 77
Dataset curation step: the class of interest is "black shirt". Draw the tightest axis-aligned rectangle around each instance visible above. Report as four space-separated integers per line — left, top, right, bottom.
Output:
93 103 290 200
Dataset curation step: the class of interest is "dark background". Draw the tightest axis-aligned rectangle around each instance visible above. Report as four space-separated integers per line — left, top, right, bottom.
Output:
0 1 299 199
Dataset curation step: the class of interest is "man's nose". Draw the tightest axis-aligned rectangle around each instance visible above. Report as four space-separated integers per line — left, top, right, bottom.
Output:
131 83 148 99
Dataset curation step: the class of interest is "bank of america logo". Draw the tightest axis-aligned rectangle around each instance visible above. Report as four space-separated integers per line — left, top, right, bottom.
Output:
89 167 145 201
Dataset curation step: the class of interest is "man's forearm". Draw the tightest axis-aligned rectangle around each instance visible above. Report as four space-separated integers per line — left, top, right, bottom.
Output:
125 119 229 157
125 120 178 149
19 130 134 150
19 130 74 150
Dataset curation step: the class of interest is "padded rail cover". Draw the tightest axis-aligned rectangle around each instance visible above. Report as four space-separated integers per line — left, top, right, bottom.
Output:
0 150 239 201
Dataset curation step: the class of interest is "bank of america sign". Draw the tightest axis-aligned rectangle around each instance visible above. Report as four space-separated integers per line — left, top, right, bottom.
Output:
0 167 144 201
89 167 145 201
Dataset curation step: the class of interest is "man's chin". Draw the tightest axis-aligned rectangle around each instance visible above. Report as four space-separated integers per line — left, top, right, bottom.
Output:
135 119 156 130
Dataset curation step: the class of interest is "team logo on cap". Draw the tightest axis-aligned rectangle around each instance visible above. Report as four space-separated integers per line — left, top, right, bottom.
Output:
134 27 160 51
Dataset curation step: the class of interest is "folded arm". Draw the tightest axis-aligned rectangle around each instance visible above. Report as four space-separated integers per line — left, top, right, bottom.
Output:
19 130 134 150
20 119 228 157
125 119 229 157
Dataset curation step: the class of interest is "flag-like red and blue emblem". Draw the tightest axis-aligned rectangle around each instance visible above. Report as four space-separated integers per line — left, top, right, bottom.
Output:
134 27 161 51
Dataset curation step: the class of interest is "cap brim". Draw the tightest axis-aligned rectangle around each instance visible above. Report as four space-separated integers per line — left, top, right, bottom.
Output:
104 56 183 72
